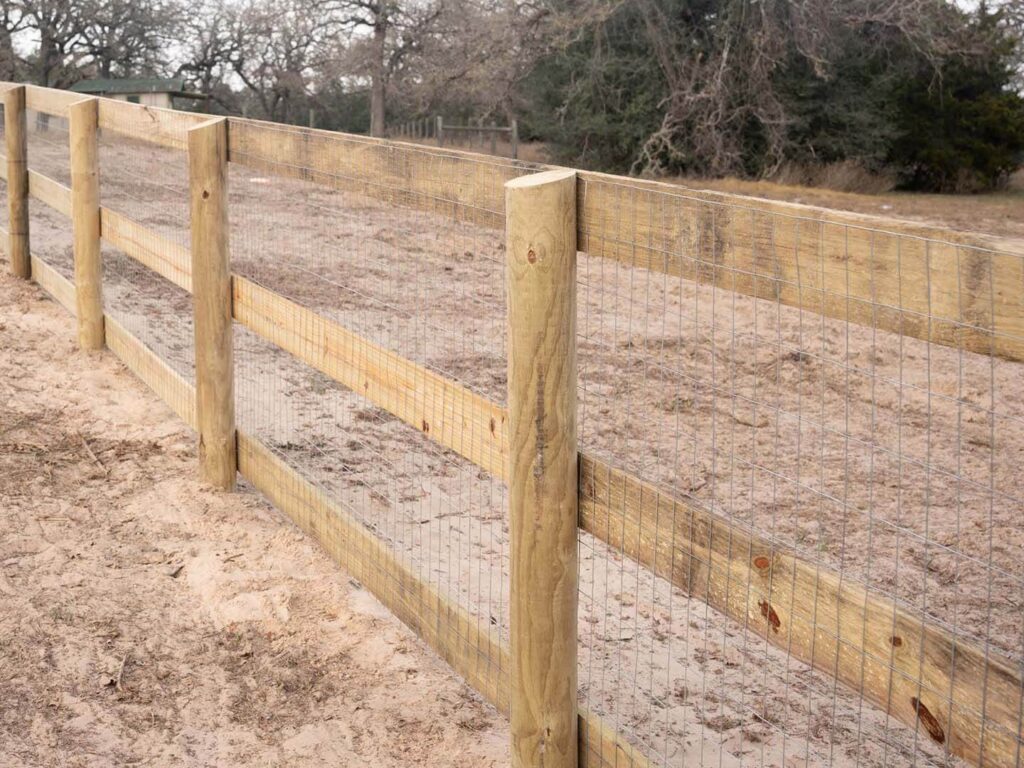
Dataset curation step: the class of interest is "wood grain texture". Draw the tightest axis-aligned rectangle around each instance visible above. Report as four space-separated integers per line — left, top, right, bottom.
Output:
5 85 29 278
232 275 508 478
24 84 78 117
70 97 104 349
98 97 207 151
578 457 1024 768
27 170 72 217
226 114 1022 362
506 169 579 768
574 173 1024 362
188 117 236 489
99 207 192 292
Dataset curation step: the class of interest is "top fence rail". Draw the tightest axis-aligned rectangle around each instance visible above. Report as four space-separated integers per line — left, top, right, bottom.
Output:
9 81 1022 362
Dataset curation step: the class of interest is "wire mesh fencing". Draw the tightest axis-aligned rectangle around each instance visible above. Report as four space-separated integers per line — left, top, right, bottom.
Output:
6 84 1023 768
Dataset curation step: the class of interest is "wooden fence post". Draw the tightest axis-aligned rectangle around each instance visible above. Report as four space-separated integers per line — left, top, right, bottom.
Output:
510 119 519 160
188 117 236 490
436 115 444 147
4 85 29 279
69 97 104 349
505 168 579 768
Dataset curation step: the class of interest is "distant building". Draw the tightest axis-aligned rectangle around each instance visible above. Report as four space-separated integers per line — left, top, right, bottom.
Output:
68 78 206 110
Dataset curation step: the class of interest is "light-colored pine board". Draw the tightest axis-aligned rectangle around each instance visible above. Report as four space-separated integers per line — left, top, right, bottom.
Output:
97 98 208 151
578 457 1024 768
104 316 197 430
28 169 72 217
228 116 1022 362
99 207 192 292
24 84 79 118
227 118 527 229
30 254 75 315
574 174 1024 362
232 275 508 478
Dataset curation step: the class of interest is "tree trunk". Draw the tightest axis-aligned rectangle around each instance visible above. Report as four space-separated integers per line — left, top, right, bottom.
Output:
369 13 387 137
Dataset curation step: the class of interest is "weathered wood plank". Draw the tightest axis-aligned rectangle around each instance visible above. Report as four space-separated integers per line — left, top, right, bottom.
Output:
232 275 508 478
28 169 72 217
99 207 192 292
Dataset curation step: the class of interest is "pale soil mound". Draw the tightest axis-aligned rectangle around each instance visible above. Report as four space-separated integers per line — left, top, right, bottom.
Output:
0 272 506 768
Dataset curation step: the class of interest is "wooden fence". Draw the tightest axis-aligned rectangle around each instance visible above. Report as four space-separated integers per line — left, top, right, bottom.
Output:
2 81 1023 768
391 115 520 159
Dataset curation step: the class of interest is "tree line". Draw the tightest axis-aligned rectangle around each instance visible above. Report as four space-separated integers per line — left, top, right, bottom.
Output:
1 0 1022 191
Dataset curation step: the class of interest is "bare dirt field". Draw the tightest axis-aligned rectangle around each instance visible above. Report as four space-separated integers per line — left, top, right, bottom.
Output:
0 273 507 767
10 118 1024 767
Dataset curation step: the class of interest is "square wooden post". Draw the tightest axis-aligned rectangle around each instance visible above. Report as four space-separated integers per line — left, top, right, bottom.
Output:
69 97 104 349
505 168 579 768
4 85 29 279
188 117 236 490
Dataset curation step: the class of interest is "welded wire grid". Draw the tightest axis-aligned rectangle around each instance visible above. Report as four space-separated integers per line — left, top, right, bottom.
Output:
229 126 533 702
24 108 74 283
574 176 1023 767
98 127 194 387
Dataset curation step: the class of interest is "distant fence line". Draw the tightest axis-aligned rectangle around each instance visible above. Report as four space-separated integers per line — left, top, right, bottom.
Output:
390 115 519 159
2 81 1023 768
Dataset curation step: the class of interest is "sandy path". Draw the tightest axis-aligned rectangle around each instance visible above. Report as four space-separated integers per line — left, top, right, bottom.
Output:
0 272 507 767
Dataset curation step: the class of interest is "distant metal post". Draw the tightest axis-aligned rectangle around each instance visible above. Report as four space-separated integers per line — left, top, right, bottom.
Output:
436 115 444 147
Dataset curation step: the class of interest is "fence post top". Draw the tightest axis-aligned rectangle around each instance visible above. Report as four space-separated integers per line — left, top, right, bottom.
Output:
187 115 228 134
505 168 576 191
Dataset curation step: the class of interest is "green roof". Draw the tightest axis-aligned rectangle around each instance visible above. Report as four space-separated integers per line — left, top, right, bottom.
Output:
69 78 189 95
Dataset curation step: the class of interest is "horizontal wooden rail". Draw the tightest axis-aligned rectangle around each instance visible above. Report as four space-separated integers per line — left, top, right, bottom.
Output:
236 272 1023 768
25 84 79 118
99 207 192 292
237 432 648 768
28 170 71 216
6 82 1020 361
225 119 1022 362
97 98 208 151
30 253 75 314
232 275 508 477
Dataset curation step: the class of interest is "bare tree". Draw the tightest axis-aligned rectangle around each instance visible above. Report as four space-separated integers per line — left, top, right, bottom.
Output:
78 0 179 78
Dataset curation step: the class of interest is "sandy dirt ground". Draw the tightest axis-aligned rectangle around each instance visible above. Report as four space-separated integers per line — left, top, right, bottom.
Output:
0 272 507 767
9 116 1024 768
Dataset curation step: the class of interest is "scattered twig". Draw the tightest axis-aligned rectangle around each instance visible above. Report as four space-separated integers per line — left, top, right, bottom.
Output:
115 653 130 692
77 432 108 476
